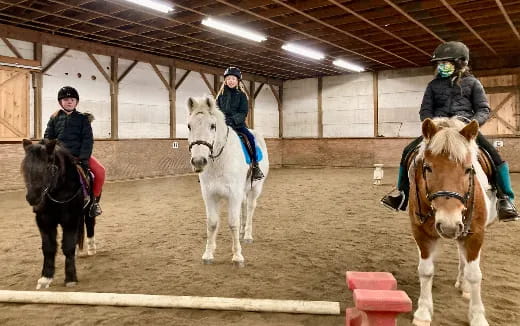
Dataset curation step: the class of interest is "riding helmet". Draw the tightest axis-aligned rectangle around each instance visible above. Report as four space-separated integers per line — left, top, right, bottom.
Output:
57 86 79 101
224 67 242 80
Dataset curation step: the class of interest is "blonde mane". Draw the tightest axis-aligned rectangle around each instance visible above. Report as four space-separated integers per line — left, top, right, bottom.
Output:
420 117 478 163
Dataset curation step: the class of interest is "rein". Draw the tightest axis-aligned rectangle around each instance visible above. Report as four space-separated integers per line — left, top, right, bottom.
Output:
188 125 230 161
414 157 476 238
42 158 82 205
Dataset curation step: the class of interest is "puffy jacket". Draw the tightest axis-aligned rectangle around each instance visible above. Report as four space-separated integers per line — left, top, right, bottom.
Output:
216 85 249 129
419 75 490 126
44 109 93 163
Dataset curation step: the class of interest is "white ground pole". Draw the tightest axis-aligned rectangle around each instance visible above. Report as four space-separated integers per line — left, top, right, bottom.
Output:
0 290 340 315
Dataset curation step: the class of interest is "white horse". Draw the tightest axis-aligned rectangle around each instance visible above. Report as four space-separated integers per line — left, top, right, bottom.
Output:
187 96 269 267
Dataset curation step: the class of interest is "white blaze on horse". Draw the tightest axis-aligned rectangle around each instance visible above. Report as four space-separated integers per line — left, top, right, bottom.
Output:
187 96 269 267
409 118 498 326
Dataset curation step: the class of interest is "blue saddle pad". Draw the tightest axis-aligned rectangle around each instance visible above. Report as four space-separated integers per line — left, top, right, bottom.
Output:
238 134 263 164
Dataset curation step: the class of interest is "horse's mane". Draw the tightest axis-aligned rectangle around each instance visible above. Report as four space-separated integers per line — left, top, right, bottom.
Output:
420 117 478 164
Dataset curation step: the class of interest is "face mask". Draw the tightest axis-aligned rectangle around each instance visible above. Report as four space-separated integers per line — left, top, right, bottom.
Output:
437 62 455 77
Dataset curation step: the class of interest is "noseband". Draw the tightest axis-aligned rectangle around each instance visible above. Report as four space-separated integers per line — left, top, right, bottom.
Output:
415 160 476 238
188 126 230 160
41 158 81 205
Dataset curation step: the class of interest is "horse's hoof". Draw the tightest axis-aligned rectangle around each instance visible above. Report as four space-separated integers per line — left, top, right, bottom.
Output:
462 291 471 300
202 259 214 265
233 261 245 268
242 238 253 244
87 249 96 256
455 280 460 288
65 281 77 287
36 277 53 290
470 314 489 326
412 318 431 326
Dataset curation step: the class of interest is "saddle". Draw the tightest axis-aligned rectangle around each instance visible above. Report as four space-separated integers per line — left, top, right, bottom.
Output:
235 131 263 165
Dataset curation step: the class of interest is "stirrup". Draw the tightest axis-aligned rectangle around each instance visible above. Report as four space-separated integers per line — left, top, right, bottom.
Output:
497 197 520 222
380 190 406 211
252 166 264 180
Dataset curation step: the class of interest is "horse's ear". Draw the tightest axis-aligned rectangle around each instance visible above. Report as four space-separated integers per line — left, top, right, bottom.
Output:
422 118 439 140
459 119 479 141
187 97 197 114
205 96 215 111
45 139 57 155
22 139 32 152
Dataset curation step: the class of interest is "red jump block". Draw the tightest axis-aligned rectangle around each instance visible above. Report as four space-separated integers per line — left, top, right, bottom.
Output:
350 289 412 326
346 271 397 291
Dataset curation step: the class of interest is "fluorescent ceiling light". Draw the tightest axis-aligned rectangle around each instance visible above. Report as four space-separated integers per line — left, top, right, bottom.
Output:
201 17 267 42
281 43 325 60
123 0 173 13
333 59 364 72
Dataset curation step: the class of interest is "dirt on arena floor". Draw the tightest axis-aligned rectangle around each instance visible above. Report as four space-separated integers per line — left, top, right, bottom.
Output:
0 167 519 326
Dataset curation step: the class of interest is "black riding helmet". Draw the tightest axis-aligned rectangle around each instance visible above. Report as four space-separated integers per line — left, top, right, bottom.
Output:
224 66 242 80
431 41 469 63
57 86 79 102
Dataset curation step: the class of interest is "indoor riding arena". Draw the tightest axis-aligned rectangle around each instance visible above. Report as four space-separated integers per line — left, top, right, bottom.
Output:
1 1 520 326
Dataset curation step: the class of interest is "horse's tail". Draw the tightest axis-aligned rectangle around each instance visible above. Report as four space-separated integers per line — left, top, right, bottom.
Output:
77 210 85 250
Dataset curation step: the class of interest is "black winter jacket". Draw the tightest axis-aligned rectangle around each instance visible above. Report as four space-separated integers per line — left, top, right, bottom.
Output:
419 75 490 126
216 85 249 129
44 109 93 163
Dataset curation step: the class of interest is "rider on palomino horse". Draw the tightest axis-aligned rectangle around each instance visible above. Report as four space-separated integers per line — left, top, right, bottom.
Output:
215 67 264 181
381 41 520 222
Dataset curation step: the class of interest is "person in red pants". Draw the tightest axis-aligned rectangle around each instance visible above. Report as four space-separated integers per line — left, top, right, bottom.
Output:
44 86 105 217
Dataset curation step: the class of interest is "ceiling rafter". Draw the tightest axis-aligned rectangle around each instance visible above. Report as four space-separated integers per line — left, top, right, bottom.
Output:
327 0 430 57
439 0 497 55
271 0 417 66
495 0 520 41
51 0 313 78
4 1 297 78
214 0 394 68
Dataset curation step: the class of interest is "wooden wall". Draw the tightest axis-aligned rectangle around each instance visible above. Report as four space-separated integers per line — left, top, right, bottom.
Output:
0 67 29 141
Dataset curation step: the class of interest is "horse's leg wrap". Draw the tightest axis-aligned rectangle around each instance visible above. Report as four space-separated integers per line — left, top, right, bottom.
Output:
465 258 488 326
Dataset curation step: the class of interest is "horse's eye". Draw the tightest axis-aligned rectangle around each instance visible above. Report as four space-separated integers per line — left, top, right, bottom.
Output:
424 164 432 173
210 123 216 130
465 167 473 174
187 124 191 131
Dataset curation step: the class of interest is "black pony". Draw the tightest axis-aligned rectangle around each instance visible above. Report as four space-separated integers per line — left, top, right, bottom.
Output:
21 139 96 289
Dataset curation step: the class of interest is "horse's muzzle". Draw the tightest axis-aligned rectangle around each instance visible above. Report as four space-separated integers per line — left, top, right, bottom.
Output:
435 221 464 239
191 157 208 172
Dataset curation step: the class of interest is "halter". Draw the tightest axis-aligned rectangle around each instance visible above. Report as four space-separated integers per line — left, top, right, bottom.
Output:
414 158 476 238
188 126 230 161
41 156 82 205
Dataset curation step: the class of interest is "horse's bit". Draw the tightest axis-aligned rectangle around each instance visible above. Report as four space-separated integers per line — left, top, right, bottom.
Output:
188 126 230 160
414 159 476 238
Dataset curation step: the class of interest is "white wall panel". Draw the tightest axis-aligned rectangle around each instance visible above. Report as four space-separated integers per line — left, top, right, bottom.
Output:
322 73 373 137
119 62 169 138
378 67 432 137
283 78 318 137
0 38 33 59
253 82 278 138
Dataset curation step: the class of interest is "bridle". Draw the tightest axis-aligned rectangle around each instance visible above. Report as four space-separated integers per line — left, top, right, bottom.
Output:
414 158 476 238
40 157 82 205
188 125 230 161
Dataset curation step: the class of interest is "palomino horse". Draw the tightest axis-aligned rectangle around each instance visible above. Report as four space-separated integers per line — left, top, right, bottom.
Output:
187 96 269 267
409 118 497 326
21 139 97 289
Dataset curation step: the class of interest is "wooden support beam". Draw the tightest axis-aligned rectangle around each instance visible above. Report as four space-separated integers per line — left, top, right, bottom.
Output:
199 72 216 97
213 75 220 97
242 81 251 99
151 63 170 90
317 77 323 138
269 84 281 106
110 56 118 140
249 81 255 128
175 70 190 90
32 42 42 139
117 60 138 83
0 55 41 70
485 86 519 94
87 53 111 83
278 85 284 139
373 71 379 137
169 65 176 139
254 83 264 99
42 48 68 74
1 37 23 59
